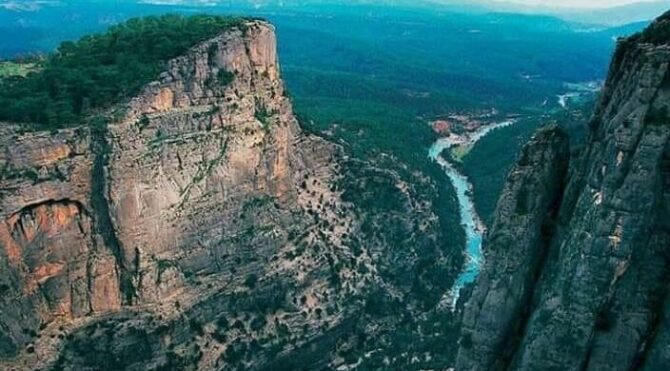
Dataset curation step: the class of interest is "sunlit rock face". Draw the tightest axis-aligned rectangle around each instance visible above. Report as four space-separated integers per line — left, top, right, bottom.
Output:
106 21 303 304
0 20 455 371
0 126 123 356
0 21 342 368
456 12 670 371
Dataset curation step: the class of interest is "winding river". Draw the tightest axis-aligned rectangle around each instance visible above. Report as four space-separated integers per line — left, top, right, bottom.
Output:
428 119 515 309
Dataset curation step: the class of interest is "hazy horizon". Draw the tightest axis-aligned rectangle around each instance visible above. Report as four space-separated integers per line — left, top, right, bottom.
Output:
488 0 659 9
0 0 664 11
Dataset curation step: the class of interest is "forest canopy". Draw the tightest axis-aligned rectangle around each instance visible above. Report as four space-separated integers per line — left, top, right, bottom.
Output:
0 15 251 128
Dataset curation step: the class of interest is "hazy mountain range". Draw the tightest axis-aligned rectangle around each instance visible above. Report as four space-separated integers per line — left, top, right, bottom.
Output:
1 0 667 26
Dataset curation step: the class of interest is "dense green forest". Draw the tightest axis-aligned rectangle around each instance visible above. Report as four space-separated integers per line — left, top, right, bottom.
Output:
460 118 542 223
461 101 595 223
0 15 249 128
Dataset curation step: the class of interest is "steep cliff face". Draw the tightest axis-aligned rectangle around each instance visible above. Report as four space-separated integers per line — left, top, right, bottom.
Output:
456 127 570 370
105 21 312 305
0 126 122 357
0 20 457 370
456 12 670 371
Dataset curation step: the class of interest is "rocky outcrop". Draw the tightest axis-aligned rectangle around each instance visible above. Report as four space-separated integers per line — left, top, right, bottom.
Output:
456 127 569 369
105 21 305 305
0 19 459 371
456 12 670 371
0 20 345 369
0 126 122 358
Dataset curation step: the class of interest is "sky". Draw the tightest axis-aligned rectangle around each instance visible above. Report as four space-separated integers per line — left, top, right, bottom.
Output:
490 0 656 8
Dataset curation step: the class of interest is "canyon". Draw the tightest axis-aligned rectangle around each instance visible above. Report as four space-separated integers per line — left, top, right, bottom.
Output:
0 7 668 371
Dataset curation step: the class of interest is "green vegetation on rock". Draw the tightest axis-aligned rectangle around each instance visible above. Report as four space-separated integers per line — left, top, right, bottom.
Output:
0 61 40 78
460 118 541 223
217 69 236 86
0 15 250 128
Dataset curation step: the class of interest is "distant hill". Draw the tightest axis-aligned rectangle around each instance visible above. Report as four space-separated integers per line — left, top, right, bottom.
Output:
556 1 668 26
428 0 668 26
594 20 651 39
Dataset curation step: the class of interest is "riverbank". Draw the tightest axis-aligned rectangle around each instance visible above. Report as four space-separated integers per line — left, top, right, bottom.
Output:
428 118 518 309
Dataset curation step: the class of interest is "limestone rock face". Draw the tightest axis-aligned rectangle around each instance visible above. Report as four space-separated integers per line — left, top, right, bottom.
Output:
0 126 122 357
456 127 569 370
0 20 455 371
0 21 344 368
105 21 304 304
456 12 670 371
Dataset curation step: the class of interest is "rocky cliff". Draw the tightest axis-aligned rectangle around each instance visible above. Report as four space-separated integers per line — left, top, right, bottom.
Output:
456 11 670 371
0 19 461 370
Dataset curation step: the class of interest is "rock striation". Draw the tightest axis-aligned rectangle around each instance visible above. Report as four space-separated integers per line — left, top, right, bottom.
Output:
456 11 670 371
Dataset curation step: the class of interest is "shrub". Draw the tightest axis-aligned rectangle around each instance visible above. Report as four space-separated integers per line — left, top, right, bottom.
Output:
250 316 267 331
244 273 258 289
460 333 473 349
217 69 235 86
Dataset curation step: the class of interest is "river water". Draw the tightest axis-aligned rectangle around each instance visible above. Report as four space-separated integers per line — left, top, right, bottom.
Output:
557 81 602 108
428 120 515 309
